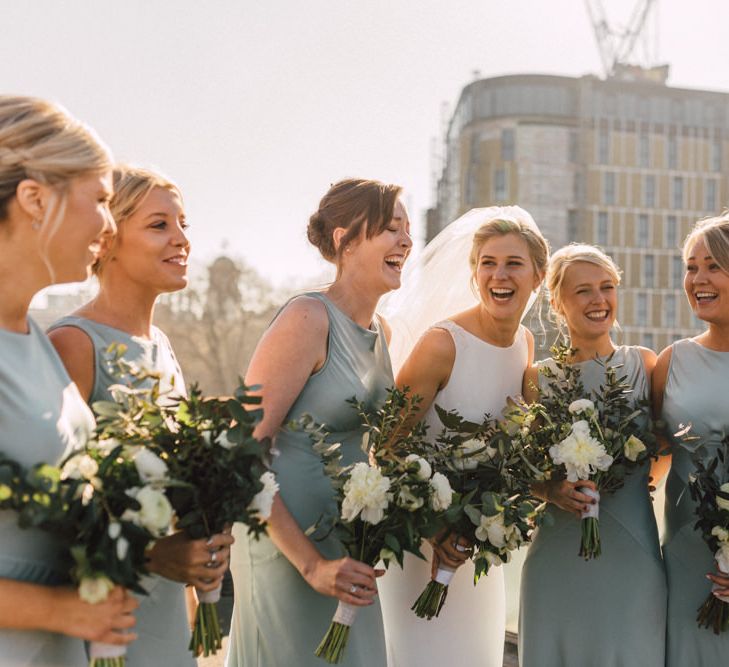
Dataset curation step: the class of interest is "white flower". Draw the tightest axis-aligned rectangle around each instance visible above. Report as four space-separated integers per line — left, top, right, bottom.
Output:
480 550 503 568
78 576 115 604
396 485 424 512
569 399 595 416
341 462 391 525
379 547 397 564
405 454 432 481
107 522 121 539
452 439 494 471
96 438 120 453
429 472 453 511
248 471 279 520
717 543 729 574
623 435 647 462
215 432 235 450
116 536 129 561
61 454 98 481
549 421 613 482
123 486 173 536
717 483 729 512
712 526 729 543
474 511 517 549
133 448 168 483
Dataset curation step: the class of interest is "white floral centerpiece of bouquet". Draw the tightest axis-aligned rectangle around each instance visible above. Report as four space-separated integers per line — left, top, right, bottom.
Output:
93 351 276 659
688 434 729 634
409 405 548 619
0 440 175 667
309 388 453 663
507 345 656 560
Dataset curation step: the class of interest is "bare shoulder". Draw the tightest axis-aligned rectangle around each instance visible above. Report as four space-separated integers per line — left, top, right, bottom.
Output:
523 327 535 363
653 345 674 386
414 326 456 363
377 314 392 345
47 325 95 401
522 364 540 401
268 295 329 338
635 345 658 374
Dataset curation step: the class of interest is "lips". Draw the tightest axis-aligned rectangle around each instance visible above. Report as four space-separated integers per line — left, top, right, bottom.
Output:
490 287 515 301
384 255 404 273
164 254 188 266
695 291 718 303
585 310 609 321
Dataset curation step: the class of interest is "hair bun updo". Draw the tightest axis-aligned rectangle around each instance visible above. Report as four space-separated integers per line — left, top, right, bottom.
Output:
307 210 337 261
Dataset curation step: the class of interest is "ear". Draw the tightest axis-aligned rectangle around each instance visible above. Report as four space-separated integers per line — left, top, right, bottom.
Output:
96 229 116 262
532 272 544 292
13 179 48 221
332 226 348 253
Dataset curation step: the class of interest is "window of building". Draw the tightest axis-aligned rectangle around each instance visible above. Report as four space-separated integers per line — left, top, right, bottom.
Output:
644 175 656 208
639 133 650 167
642 332 654 350
664 294 677 327
569 131 578 163
637 214 650 247
598 127 609 164
643 254 655 287
494 168 508 201
706 180 717 211
604 172 615 205
712 142 722 172
636 293 648 326
672 176 684 210
668 135 678 169
568 210 578 240
501 128 515 161
596 212 608 246
665 215 678 249
672 255 684 288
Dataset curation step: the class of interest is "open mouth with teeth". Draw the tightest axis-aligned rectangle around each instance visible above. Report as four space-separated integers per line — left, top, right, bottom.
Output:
164 255 188 267
384 256 403 273
695 291 718 304
490 287 515 302
585 310 610 322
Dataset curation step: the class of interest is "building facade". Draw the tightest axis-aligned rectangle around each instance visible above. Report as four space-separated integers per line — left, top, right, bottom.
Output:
428 74 729 350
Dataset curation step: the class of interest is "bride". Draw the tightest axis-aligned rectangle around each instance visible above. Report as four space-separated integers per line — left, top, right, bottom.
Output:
378 207 549 667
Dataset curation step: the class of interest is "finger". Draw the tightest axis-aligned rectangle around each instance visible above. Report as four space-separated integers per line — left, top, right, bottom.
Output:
373 569 385 577
100 631 138 646
340 592 374 607
574 480 597 492
112 613 138 631
707 573 729 586
121 596 140 613
207 533 235 548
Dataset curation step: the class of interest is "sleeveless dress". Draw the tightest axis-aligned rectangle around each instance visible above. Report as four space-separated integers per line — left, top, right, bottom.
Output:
519 346 666 667
226 292 392 667
662 338 729 665
49 316 194 667
0 317 93 666
379 320 528 667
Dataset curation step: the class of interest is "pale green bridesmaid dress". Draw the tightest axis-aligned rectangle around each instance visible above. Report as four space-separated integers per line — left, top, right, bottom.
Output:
662 338 729 666
519 346 666 667
226 293 391 667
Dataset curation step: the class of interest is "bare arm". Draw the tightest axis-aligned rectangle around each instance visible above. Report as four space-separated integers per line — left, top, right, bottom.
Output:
650 345 673 486
48 326 95 402
246 297 380 606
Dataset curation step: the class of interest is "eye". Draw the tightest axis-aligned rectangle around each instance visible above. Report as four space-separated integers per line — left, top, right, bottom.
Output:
150 220 167 230
686 264 697 273
709 262 721 271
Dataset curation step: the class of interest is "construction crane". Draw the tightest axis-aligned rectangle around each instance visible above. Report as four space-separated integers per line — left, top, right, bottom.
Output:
585 0 668 82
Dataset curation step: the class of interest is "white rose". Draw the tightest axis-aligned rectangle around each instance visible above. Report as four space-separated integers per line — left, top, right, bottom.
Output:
78 576 115 604
429 472 454 512
549 422 613 482
623 435 647 462
107 522 121 539
716 543 729 574
215 432 235 450
341 462 391 525
116 536 129 561
569 399 595 415
712 526 729 543
452 439 494 471
61 454 98 481
133 448 168 483
396 485 424 512
247 471 279 520
97 438 120 453
474 512 515 549
405 454 432 481
717 483 729 512
124 486 173 536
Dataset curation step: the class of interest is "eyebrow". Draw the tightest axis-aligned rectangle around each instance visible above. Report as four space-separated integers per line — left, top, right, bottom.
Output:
685 255 713 261
480 254 526 259
574 281 613 288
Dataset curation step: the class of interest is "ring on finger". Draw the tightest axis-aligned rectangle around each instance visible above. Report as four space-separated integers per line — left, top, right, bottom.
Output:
349 584 358 594
455 543 468 553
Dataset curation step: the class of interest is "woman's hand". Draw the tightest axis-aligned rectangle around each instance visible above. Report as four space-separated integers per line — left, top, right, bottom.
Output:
533 479 597 517
707 565 729 598
146 530 234 592
430 531 472 576
304 556 383 607
49 585 138 645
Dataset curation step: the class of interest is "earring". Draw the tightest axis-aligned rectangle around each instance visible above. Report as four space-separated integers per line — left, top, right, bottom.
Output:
31 219 41 231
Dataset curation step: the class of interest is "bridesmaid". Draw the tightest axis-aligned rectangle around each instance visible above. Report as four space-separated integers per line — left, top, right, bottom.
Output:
0 96 138 664
226 178 412 666
519 243 666 666
379 210 548 667
48 165 233 666
653 214 729 665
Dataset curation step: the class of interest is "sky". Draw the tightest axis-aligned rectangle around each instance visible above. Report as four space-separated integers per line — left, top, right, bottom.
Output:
4 0 729 289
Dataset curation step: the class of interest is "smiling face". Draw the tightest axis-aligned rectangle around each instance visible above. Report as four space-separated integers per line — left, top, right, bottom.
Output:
342 198 412 294
474 232 541 323
557 261 618 341
102 186 189 295
684 236 729 326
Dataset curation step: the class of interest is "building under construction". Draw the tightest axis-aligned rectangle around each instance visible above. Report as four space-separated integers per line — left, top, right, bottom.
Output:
427 3 729 351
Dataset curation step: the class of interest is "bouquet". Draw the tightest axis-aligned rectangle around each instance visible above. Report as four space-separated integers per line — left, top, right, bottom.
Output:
93 350 276 658
0 440 175 667
410 405 547 619
688 435 729 634
508 346 656 560
310 388 452 663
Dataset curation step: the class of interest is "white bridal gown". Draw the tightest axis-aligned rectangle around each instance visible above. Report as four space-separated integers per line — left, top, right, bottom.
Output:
379 319 528 667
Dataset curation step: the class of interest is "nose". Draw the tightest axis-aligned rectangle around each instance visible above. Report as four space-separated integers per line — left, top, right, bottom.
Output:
172 221 190 249
693 265 709 283
400 228 413 249
494 263 508 279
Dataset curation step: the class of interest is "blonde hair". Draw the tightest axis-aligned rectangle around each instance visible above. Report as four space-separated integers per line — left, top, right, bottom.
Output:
94 164 182 274
682 212 729 274
547 243 622 320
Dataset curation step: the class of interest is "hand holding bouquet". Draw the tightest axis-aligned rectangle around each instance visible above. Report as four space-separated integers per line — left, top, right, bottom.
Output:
311 388 452 663
688 435 729 634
